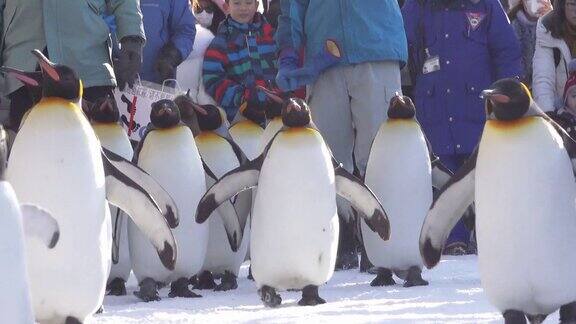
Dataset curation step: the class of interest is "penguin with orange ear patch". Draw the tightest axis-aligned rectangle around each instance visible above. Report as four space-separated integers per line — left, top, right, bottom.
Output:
177 94 251 291
196 98 391 308
85 96 134 296
420 78 576 323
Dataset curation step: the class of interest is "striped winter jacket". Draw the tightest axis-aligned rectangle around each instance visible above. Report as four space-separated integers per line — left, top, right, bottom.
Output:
203 13 278 121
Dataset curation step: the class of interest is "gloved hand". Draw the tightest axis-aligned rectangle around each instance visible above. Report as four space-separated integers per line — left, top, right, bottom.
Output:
155 42 184 82
239 87 267 124
275 39 342 91
114 36 144 90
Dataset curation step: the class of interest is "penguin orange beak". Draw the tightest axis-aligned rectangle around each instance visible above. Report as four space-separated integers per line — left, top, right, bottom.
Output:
32 49 60 82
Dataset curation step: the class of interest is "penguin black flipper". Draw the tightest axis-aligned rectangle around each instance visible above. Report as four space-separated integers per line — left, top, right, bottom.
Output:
420 148 478 269
331 158 391 241
202 160 244 252
111 209 125 264
21 204 60 249
101 147 178 271
223 136 249 164
196 153 264 224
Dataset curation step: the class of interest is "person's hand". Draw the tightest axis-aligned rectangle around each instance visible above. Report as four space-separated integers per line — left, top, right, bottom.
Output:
275 40 342 91
239 87 267 124
155 42 184 82
114 36 144 90
537 0 553 16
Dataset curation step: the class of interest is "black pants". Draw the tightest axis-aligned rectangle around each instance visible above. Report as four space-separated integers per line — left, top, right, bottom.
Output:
8 85 114 131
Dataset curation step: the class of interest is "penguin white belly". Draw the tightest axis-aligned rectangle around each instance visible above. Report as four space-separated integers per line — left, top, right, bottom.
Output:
8 103 110 322
476 118 576 315
362 121 431 270
258 117 283 153
196 133 249 275
251 129 339 290
229 120 264 160
129 126 208 283
0 183 35 324
93 124 134 282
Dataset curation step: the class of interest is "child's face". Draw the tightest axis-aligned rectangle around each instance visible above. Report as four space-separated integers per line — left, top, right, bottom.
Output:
228 0 259 24
567 87 576 113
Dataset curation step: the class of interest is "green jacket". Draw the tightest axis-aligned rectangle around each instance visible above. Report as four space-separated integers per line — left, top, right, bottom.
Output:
0 0 145 95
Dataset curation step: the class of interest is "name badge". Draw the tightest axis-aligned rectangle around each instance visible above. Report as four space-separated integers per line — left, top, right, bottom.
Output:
423 55 440 74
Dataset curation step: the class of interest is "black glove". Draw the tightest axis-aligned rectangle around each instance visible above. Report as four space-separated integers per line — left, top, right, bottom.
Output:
240 88 266 124
154 42 183 82
114 36 144 90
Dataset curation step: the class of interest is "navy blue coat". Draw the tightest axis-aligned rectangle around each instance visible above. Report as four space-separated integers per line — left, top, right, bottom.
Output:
403 0 522 155
140 0 196 83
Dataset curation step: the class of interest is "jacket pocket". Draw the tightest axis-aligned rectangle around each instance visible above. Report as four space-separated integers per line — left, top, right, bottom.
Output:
415 83 442 124
463 82 485 122
85 0 110 42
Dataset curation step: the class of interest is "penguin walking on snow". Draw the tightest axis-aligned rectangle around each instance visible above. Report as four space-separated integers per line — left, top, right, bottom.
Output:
0 125 60 324
2 50 178 324
85 96 134 296
130 99 208 301
361 94 452 288
177 94 251 291
420 78 576 324
196 98 391 307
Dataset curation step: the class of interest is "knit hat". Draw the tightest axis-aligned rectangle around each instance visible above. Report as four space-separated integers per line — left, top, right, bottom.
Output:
563 59 576 100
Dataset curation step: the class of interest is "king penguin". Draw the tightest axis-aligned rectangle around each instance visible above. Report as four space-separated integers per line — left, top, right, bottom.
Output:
420 78 576 324
177 94 251 291
85 96 134 296
0 125 60 324
361 94 452 288
196 98 391 307
130 99 208 301
2 50 179 324
257 86 285 153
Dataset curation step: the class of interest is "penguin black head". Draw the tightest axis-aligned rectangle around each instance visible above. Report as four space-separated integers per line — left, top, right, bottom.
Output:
281 98 311 127
85 95 120 123
32 50 82 101
481 78 532 121
174 91 224 133
0 126 6 181
150 99 181 129
387 93 416 119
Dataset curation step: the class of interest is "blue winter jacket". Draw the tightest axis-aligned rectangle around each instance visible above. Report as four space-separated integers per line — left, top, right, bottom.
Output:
140 0 196 83
403 0 522 155
275 0 408 66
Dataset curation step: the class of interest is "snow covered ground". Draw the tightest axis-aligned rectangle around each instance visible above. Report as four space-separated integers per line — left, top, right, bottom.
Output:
93 256 560 323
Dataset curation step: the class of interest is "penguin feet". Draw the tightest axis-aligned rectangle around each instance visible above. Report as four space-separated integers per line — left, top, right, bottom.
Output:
134 278 161 302
359 248 373 273
403 266 429 288
258 285 282 308
560 301 576 323
192 271 217 290
106 277 127 296
95 305 104 314
335 250 359 271
169 277 202 298
247 265 254 281
503 309 527 324
65 316 82 324
215 271 238 291
370 268 396 287
297 285 326 306
525 314 547 324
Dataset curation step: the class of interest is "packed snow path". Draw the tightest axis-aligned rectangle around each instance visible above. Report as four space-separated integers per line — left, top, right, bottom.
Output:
93 256 561 323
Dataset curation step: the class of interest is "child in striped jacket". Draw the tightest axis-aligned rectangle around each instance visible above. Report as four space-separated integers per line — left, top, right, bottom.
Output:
202 0 277 123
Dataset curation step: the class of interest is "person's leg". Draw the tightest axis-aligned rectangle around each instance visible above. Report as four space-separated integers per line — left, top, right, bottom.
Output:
348 61 401 177
8 86 35 131
308 66 357 269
